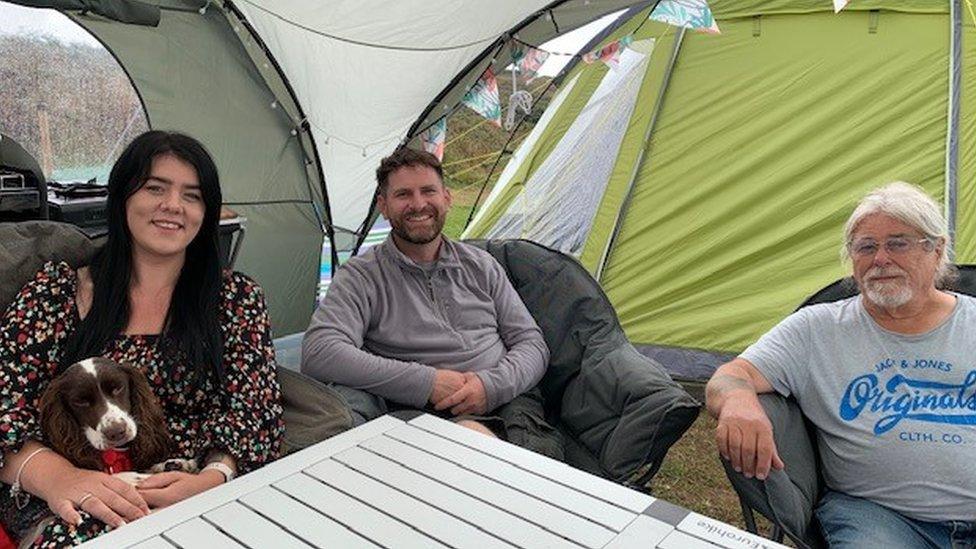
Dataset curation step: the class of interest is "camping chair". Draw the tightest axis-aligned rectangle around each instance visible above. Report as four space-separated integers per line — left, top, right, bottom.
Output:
721 265 976 549
468 239 701 485
279 239 702 488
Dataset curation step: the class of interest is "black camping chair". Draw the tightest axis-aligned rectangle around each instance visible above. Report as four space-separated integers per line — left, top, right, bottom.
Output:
467 239 701 486
721 265 976 549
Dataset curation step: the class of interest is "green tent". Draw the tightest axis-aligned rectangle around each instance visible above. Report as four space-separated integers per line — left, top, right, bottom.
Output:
464 0 976 379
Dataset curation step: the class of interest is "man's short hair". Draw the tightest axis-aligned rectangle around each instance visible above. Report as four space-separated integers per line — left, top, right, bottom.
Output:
376 147 444 195
842 181 955 285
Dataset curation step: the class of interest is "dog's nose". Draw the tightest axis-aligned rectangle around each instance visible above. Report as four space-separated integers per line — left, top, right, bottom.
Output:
102 421 129 444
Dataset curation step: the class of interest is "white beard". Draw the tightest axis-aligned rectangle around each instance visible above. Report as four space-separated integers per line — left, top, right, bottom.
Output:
862 267 914 308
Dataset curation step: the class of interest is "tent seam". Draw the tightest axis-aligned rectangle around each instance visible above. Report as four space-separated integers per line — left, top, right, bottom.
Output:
236 0 501 52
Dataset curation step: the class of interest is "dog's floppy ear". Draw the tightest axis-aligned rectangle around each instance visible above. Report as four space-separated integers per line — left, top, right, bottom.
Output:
39 372 102 471
118 361 172 470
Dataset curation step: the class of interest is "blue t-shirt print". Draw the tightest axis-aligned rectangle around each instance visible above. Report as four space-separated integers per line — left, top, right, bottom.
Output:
840 362 976 436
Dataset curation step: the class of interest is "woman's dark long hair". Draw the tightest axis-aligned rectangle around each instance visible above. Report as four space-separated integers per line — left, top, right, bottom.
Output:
61 131 224 388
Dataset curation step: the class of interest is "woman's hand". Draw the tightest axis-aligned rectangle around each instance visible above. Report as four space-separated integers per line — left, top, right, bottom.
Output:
44 467 150 528
137 469 224 510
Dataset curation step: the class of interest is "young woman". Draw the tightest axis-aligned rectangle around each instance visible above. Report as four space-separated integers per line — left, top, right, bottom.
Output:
0 131 284 547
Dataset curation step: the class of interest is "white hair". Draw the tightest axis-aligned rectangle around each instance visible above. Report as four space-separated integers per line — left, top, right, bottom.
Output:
842 181 955 286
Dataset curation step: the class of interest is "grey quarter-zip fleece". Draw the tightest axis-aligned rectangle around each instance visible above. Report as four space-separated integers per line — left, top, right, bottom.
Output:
301 235 549 410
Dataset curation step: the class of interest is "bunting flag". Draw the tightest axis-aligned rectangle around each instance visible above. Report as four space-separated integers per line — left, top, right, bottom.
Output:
512 44 551 82
421 117 447 160
833 0 850 12
649 0 721 34
462 68 502 127
582 35 634 68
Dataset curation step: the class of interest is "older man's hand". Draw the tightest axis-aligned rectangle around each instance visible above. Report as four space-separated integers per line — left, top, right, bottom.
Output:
715 395 785 481
435 372 488 416
429 369 467 405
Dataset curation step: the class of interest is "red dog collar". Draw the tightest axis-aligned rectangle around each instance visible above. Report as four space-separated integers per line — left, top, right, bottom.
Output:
102 448 133 475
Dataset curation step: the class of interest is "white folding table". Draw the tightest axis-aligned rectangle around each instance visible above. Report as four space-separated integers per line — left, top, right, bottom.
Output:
81 414 787 549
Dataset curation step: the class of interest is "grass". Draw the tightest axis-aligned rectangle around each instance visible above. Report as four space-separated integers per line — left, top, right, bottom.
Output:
648 412 744 525
443 181 487 239
648 411 785 543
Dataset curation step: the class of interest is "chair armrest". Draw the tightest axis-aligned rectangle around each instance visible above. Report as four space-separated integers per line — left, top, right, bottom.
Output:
560 340 700 485
720 393 823 547
277 366 353 454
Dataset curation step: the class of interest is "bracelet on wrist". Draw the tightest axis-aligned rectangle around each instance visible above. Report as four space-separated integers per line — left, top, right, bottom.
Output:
202 461 235 483
10 447 51 510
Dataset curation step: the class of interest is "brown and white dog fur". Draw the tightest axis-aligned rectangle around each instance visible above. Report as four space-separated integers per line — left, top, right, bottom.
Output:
39 357 197 484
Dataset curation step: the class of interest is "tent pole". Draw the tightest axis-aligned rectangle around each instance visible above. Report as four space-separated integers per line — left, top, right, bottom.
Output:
222 0 340 273
595 26 685 282
944 0 961 259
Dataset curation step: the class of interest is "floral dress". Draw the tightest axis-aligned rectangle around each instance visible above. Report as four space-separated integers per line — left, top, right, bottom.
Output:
0 262 284 547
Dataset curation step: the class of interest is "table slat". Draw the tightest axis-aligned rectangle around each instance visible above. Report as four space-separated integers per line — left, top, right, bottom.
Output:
238 486 381 548
361 434 615 548
388 424 635 531
336 446 582 549
128 537 179 549
603 515 674 548
203 501 310 549
408 414 653 513
274 473 449 549
161 517 247 549
306 458 516 549
657 530 721 549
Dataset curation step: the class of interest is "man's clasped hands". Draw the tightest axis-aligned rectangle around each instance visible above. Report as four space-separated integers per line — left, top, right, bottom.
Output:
430 369 488 416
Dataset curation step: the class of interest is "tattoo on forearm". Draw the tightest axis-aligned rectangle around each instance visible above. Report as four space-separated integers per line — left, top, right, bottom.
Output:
707 374 754 399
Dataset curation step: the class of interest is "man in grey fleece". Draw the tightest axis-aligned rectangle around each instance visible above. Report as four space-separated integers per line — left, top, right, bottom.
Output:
301 147 550 439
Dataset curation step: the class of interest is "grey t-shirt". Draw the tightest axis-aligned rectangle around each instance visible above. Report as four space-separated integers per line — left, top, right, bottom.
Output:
741 294 976 522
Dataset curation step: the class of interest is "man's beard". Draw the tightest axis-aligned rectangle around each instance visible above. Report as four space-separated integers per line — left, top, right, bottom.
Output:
862 266 913 308
391 208 445 245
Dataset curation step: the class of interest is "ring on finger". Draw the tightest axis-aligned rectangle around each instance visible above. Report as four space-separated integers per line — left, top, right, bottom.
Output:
77 492 94 508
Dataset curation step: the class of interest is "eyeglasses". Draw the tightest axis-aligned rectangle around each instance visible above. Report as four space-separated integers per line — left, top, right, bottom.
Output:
849 236 934 258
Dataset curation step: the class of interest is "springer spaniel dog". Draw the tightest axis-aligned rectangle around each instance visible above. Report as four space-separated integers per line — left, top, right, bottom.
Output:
39 357 197 483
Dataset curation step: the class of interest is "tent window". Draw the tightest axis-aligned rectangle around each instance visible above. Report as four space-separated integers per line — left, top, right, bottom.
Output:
484 46 651 258
0 3 148 184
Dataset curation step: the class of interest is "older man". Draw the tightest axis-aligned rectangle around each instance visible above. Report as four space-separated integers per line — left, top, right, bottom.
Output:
302 147 557 452
706 182 975 548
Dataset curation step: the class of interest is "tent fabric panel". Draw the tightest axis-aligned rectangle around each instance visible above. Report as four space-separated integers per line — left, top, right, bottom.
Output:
601 10 949 354
481 47 651 255
581 21 679 274
710 0 947 19
73 9 314 204
7 0 160 25
954 12 976 262
230 202 323 337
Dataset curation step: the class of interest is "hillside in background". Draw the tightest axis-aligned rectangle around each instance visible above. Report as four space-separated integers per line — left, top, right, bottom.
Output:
0 34 148 181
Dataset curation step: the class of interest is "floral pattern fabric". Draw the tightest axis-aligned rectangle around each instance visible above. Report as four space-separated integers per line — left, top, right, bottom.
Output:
0 262 284 547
